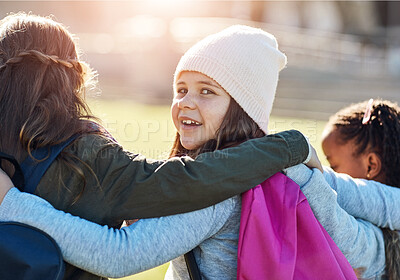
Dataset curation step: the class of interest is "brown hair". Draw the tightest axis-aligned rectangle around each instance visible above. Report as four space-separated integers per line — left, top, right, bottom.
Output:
327 99 400 279
0 13 99 202
169 98 265 159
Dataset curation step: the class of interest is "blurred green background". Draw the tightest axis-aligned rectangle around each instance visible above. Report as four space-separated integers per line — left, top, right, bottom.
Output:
87 97 328 280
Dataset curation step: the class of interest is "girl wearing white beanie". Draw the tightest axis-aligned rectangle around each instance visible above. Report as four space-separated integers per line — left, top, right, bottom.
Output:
169 25 287 158
0 25 323 279
166 24 289 279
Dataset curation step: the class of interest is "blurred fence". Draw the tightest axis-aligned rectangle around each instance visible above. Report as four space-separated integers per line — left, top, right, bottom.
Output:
78 17 400 120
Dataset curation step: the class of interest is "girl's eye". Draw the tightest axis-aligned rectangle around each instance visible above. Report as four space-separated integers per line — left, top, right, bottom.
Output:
201 89 215 95
177 88 187 95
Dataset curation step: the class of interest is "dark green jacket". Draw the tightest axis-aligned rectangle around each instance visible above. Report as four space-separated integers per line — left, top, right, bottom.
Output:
34 129 308 279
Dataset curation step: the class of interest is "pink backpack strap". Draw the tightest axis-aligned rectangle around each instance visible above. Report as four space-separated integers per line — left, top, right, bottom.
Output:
237 172 357 280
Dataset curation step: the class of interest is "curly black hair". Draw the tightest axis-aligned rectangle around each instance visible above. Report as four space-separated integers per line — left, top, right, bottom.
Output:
327 99 400 187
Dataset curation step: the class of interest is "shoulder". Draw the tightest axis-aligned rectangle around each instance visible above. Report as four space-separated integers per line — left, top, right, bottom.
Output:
75 132 119 149
208 196 241 237
215 196 241 220
67 133 123 161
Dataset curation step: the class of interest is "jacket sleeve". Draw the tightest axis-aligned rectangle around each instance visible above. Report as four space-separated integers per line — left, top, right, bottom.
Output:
285 164 386 279
322 166 400 230
71 129 308 221
0 187 236 278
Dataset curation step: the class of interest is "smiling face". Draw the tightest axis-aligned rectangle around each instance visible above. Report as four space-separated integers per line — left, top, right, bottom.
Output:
171 71 231 150
322 129 368 178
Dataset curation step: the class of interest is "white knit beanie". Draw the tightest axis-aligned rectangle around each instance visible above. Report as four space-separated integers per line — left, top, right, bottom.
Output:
173 25 287 134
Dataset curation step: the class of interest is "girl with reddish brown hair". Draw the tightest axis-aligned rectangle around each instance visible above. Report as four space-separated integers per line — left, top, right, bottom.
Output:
0 14 314 280
0 24 324 279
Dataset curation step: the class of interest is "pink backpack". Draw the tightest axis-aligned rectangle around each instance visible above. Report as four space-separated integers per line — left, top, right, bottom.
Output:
237 172 357 280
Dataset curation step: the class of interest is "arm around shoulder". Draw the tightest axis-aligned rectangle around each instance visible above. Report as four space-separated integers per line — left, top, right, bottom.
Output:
0 186 236 278
92 130 309 220
323 166 400 230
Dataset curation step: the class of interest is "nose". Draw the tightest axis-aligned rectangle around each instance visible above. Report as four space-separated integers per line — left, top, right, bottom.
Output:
177 92 196 110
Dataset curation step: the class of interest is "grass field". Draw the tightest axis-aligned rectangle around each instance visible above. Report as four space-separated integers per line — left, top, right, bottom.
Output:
87 97 329 280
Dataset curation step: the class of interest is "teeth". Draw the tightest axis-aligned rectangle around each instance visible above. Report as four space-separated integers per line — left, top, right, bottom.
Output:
182 120 201 125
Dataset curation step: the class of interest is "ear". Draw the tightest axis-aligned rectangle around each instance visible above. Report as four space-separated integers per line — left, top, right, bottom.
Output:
365 152 382 180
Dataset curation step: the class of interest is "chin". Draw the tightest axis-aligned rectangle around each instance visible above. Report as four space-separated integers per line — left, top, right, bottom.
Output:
181 142 199 150
180 139 203 151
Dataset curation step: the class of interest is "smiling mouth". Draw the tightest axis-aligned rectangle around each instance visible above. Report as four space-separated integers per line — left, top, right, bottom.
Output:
181 119 202 126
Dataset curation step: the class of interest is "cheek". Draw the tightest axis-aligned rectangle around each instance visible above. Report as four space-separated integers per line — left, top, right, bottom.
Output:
215 99 230 125
203 103 229 135
336 157 366 179
347 158 368 179
212 112 226 131
171 101 180 130
342 167 365 179
335 164 353 175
